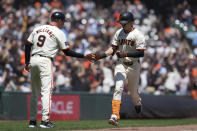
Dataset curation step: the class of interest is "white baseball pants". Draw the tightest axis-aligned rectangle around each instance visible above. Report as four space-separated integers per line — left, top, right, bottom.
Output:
113 62 141 105
29 55 53 121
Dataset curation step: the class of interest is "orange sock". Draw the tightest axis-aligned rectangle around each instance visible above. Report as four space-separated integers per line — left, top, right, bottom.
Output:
112 100 121 120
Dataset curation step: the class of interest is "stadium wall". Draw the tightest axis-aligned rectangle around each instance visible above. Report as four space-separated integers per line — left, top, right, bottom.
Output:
0 92 197 120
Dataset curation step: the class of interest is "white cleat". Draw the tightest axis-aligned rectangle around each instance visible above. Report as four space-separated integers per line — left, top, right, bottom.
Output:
108 114 118 126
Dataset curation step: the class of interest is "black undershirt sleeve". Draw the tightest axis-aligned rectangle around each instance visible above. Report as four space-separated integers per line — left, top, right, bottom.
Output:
126 50 144 58
98 45 118 59
62 49 84 58
25 42 33 64
100 53 107 59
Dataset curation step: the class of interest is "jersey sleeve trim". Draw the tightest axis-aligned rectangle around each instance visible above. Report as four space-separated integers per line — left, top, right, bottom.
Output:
26 40 33 45
136 48 146 50
111 44 117 47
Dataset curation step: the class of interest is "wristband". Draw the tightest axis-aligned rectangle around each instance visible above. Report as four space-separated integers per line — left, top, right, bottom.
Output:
100 53 107 59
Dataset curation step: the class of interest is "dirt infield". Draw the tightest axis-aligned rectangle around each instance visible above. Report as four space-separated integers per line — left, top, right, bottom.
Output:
72 124 197 131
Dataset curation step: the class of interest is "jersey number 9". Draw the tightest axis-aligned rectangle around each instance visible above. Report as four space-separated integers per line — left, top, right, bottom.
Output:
37 35 46 47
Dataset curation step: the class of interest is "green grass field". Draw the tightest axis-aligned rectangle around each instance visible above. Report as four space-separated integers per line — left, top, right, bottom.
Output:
1 119 197 131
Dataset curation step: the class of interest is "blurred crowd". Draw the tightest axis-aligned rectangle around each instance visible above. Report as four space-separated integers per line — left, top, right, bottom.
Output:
0 0 197 98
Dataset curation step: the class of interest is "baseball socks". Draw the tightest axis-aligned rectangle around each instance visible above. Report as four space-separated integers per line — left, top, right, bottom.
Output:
109 100 121 126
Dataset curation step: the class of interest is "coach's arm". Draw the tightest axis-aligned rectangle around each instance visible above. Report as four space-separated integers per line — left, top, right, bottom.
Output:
62 49 95 61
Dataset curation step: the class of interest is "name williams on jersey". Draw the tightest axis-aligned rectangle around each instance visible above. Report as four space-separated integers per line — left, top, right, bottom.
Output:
36 28 55 38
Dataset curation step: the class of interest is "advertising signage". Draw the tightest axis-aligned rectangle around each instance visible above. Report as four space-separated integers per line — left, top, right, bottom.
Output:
27 94 80 120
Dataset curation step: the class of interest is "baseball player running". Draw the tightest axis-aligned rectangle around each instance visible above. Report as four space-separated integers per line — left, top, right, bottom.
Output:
94 12 146 126
25 12 94 128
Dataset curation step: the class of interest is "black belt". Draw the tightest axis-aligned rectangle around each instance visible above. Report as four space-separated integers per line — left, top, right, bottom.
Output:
123 61 133 66
122 60 140 66
31 54 53 61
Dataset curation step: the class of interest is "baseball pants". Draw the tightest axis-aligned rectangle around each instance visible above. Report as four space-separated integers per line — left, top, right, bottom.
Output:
29 55 53 121
113 62 141 105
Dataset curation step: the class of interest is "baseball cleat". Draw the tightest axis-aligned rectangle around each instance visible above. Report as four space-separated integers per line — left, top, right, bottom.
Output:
108 114 118 126
135 105 142 114
40 120 55 128
29 120 37 128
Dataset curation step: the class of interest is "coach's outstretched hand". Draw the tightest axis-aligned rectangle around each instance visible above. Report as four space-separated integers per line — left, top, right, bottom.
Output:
94 54 102 61
84 53 97 62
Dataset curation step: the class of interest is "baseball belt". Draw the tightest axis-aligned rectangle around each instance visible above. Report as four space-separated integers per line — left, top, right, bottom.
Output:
123 61 133 66
122 59 140 66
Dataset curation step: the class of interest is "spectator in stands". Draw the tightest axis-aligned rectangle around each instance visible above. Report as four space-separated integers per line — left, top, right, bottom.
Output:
176 71 190 95
0 0 196 99
100 61 115 93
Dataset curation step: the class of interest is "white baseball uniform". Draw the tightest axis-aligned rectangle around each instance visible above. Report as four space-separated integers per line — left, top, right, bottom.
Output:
111 28 146 105
27 25 69 121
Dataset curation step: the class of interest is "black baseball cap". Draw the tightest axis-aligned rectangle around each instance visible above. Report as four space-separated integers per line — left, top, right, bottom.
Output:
51 12 65 21
118 12 134 24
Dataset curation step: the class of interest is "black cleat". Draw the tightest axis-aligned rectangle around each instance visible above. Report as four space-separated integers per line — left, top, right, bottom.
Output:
29 120 37 128
40 120 55 128
135 105 142 114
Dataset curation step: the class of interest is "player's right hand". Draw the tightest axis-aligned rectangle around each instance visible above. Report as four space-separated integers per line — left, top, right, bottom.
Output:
24 64 30 72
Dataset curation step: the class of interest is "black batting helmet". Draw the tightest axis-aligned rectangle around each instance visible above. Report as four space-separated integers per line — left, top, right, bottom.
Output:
118 12 134 24
51 12 65 21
